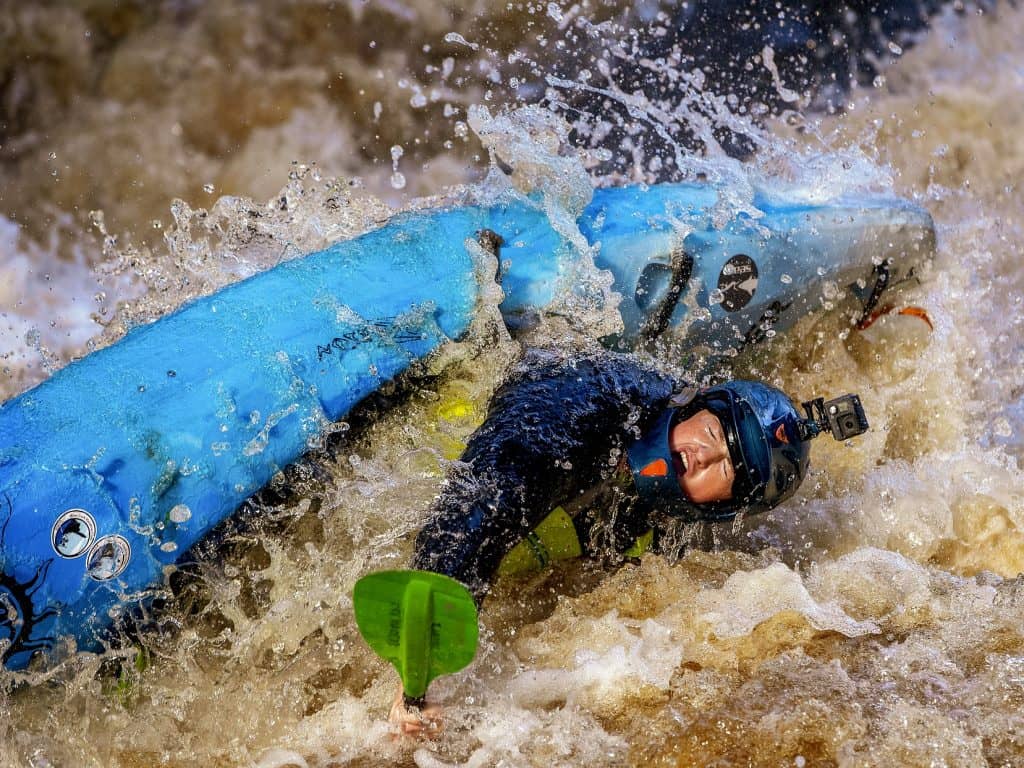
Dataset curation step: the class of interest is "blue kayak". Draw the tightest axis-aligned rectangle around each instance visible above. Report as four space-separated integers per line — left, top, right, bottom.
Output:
0 183 934 670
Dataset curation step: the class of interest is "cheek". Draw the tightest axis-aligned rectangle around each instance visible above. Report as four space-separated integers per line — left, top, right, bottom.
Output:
680 470 730 504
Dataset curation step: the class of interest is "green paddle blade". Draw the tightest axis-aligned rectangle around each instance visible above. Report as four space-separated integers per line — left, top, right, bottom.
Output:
353 569 479 700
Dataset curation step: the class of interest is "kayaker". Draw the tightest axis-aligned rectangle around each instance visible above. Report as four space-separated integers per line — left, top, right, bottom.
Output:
388 347 869 733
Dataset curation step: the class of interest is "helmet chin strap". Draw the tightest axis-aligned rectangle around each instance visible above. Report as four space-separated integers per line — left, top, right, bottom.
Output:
798 394 870 443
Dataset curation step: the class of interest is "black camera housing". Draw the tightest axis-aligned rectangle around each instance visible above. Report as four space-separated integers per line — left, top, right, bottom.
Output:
800 394 869 442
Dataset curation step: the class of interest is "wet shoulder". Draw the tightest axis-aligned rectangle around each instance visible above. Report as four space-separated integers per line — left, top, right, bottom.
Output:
493 348 678 409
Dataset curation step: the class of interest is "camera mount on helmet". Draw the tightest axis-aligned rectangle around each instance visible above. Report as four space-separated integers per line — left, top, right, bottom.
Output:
798 394 869 443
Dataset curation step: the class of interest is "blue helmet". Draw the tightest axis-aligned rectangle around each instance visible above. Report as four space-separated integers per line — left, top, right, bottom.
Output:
627 380 829 520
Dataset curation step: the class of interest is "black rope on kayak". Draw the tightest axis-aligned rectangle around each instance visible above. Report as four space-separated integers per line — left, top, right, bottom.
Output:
740 298 793 350
856 258 892 330
640 246 694 341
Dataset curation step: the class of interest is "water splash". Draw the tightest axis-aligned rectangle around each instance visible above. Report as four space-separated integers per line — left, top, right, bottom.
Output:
2 3 1024 768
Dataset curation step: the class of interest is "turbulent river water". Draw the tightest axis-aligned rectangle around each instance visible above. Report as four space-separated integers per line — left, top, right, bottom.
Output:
2 2 1024 766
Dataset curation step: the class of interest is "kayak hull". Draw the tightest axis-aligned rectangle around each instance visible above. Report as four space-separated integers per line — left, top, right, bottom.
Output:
0 183 934 669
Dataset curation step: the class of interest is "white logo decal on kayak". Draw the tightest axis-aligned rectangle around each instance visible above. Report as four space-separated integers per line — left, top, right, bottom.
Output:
717 254 759 312
86 536 132 581
316 316 428 362
51 509 97 559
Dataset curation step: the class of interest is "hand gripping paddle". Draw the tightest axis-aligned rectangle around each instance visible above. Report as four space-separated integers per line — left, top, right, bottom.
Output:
353 570 479 702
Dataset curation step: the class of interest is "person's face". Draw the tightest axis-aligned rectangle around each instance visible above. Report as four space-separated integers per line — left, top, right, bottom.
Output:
669 409 735 504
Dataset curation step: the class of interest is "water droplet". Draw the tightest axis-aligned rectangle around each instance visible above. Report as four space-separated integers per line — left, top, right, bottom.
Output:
444 32 479 50
780 273 792 284
169 504 192 524
48 151 57 160
873 75 886 89
390 145 406 189
203 183 214 194
887 41 903 55
708 288 725 305
160 542 178 553
151 220 162 229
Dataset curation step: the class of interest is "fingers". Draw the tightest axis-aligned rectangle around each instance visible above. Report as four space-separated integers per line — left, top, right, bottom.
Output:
388 686 444 739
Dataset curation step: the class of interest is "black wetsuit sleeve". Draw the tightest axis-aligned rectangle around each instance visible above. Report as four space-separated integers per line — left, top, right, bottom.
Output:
411 350 677 600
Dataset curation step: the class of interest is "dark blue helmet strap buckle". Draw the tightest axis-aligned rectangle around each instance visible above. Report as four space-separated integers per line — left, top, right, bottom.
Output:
669 387 699 409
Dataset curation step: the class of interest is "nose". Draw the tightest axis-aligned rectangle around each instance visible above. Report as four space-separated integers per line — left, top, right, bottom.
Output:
693 441 729 468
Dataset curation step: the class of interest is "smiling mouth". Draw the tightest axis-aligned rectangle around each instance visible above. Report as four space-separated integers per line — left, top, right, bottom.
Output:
671 451 690 480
